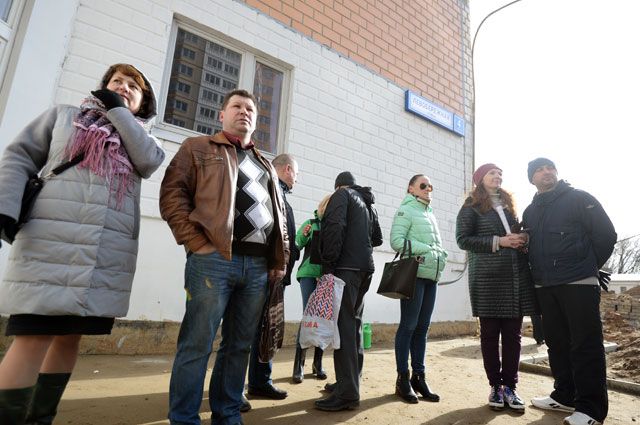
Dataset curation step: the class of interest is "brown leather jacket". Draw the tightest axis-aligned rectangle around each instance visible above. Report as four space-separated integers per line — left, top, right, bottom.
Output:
159 132 289 271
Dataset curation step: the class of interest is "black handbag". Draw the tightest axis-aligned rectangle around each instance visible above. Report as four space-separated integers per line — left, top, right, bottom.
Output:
377 239 419 300
4 153 84 243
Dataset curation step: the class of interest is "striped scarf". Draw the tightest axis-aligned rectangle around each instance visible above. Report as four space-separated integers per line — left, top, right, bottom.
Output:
65 96 139 208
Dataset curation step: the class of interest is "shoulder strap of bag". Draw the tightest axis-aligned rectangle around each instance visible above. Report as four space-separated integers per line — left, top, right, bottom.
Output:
44 153 85 179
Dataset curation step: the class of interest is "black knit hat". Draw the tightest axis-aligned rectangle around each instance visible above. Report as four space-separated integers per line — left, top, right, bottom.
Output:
334 171 356 188
527 157 556 183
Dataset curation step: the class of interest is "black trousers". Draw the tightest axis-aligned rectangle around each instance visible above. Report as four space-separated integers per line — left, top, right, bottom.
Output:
332 270 372 401
536 284 608 422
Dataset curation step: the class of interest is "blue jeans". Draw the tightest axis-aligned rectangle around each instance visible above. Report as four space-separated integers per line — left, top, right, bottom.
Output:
294 277 317 346
299 277 317 309
168 252 268 425
394 278 438 374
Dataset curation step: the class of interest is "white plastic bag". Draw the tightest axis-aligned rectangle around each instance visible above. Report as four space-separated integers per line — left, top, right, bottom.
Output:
299 274 345 350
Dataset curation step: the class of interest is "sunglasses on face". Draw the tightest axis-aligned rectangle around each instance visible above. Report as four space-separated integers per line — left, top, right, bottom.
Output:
419 183 433 192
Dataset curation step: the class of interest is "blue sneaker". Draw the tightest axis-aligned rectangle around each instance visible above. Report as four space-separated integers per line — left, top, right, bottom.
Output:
503 386 525 412
488 385 504 410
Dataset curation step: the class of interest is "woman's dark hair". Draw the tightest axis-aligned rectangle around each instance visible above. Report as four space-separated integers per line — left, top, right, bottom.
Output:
407 174 425 193
464 183 517 216
101 64 152 117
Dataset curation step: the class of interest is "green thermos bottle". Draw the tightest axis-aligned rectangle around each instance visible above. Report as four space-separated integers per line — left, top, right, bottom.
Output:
363 323 372 349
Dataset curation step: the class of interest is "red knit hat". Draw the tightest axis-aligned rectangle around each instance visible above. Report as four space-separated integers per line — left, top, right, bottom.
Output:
473 163 502 186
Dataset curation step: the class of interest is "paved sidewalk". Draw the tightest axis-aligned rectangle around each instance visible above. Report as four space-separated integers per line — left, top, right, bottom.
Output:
55 336 639 424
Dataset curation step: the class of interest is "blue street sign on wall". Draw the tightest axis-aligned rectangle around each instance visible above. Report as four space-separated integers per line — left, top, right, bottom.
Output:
405 90 465 136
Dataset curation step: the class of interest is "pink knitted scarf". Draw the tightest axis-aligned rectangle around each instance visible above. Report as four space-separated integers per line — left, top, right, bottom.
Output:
66 96 139 208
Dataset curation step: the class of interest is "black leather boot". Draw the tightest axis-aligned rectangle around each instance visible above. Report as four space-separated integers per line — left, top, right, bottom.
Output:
410 372 440 402
240 394 251 412
25 373 71 425
395 372 418 403
292 346 307 384
312 347 327 380
0 386 35 425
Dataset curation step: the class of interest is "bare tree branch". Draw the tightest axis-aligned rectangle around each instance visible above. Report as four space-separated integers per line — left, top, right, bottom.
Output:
605 236 640 273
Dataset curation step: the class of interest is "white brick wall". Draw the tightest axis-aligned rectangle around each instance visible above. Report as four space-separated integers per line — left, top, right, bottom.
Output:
17 0 473 323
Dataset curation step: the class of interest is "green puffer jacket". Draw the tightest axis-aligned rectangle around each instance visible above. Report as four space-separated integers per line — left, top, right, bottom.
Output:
295 212 322 280
390 194 448 281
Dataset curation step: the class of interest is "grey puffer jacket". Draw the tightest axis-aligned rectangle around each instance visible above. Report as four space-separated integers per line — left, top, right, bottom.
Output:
456 199 538 318
0 73 164 317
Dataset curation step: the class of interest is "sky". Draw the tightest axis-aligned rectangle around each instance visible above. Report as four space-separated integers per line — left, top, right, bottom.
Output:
470 0 640 239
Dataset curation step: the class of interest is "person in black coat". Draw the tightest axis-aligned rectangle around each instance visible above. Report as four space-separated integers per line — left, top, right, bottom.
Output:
524 158 616 425
247 154 300 403
314 171 382 412
456 163 537 413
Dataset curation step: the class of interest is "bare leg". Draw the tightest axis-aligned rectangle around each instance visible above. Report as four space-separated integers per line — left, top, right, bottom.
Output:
40 335 82 373
0 335 54 389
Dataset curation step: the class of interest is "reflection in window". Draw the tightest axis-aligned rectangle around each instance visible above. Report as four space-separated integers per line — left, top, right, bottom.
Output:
253 62 283 154
200 106 216 119
178 64 193 76
222 80 236 90
205 73 220 85
164 27 286 154
174 99 188 112
165 29 241 136
0 0 12 22
182 47 195 60
207 57 222 69
177 82 191 94
196 124 213 134
201 89 219 104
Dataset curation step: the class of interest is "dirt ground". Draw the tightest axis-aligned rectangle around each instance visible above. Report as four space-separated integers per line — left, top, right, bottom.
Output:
602 310 640 382
54 336 639 425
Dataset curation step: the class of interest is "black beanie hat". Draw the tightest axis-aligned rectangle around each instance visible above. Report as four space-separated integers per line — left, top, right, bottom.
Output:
334 171 356 188
527 157 556 183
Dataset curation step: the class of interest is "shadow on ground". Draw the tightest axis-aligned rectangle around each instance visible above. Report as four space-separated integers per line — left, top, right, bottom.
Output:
57 391 171 424
419 405 566 425
439 339 545 359
243 393 397 424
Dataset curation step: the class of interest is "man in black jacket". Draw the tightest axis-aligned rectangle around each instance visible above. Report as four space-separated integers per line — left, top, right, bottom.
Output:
247 154 300 403
523 158 616 425
314 171 383 411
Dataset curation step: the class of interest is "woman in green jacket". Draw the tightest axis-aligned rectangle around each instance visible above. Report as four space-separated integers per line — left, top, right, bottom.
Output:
291 195 330 383
390 174 447 403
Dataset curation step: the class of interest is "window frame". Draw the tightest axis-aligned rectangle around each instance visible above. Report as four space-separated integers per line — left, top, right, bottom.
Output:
155 16 292 157
0 0 23 87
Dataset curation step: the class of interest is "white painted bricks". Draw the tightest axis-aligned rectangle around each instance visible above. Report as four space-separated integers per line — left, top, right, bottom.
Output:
54 0 471 322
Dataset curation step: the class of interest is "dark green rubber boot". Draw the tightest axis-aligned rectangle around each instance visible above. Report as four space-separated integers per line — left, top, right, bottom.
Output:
25 373 71 425
0 386 35 425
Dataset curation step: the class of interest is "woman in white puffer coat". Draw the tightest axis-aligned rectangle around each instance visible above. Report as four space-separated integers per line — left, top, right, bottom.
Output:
0 63 164 424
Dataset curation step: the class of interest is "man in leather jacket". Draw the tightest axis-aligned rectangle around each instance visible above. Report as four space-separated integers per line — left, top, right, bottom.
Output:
523 158 616 425
160 89 289 425
314 171 383 411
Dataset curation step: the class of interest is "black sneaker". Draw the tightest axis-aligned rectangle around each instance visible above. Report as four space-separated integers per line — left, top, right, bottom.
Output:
240 394 251 412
